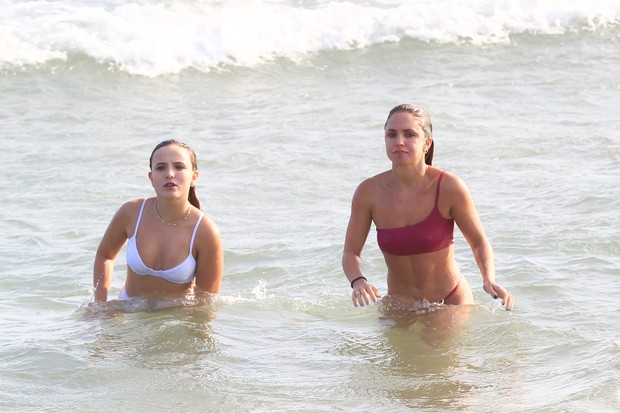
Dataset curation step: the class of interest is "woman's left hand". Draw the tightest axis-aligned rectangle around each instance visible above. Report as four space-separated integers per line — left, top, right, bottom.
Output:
483 282 514 311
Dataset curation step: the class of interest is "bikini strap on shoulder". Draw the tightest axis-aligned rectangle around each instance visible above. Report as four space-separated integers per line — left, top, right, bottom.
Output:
435 171 446 206
132 198 148 237
188 212 205 252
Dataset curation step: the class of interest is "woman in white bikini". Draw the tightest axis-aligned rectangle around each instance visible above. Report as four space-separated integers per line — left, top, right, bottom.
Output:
93 139 223 301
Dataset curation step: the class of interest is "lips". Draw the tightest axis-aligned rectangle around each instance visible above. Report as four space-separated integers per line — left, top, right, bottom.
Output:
164 182 177 188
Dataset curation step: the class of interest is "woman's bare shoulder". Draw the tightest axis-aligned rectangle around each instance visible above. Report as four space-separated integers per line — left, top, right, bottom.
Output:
434 168 467 190
108 198 148 227
435 169 474 209
116 198 148 215
356 170 390 194
196 211 222 244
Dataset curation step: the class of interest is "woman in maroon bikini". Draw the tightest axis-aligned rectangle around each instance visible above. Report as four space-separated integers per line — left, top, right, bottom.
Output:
342 104 513 310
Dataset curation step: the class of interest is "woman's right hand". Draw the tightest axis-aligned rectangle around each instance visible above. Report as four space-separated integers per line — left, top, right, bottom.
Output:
351 279 382 307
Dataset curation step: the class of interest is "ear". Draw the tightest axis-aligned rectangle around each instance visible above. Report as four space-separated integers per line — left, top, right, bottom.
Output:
424 137 433 152
191 170 199 187
148 171 154 186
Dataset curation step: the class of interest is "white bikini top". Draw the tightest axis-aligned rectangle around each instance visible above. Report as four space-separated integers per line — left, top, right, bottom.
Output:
126 199 203 284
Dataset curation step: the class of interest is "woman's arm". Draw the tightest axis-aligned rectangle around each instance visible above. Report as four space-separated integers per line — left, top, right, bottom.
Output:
447 174 514 310
343 180 382 306
93 202 134 302
194 215 223 294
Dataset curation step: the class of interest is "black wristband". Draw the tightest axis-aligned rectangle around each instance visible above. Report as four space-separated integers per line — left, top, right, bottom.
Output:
350 276 367 288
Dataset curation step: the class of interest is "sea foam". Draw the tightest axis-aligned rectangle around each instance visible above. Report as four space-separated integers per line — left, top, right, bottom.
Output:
1 0 618 76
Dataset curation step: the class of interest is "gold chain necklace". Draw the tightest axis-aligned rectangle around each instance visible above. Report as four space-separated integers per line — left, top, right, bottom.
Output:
154 199 191 227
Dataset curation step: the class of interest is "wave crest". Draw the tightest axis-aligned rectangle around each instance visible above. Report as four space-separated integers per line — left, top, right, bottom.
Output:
1 0 619 76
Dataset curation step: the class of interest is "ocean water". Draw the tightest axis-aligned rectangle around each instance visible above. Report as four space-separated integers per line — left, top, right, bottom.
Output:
1 0 619 412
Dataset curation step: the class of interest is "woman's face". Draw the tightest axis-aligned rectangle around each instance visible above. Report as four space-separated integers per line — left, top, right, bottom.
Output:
384 111 431 165
148 144 198 199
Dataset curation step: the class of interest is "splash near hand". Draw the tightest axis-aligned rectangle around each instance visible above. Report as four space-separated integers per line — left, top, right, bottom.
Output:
484 282 514 311
351 277 382 307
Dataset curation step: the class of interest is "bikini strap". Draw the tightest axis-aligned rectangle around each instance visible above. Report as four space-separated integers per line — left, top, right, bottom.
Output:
132 198 148 237
434 171 446 207
188 212 205 253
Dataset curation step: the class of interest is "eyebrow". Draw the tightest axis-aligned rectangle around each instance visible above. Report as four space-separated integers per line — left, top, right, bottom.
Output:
154 160 188 167
386 128 417 132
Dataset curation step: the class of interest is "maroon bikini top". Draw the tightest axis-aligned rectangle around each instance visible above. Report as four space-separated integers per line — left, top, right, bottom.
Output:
376 172 454 256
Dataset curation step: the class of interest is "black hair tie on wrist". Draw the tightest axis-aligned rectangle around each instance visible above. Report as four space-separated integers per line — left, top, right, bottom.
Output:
350 276 367 288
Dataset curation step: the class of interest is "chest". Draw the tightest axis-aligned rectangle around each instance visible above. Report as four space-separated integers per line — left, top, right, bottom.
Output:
373 187 436 229
132 221 195 270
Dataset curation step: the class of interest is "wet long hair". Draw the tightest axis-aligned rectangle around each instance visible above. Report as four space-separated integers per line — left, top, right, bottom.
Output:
149 139 201 209
384 103 434 165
